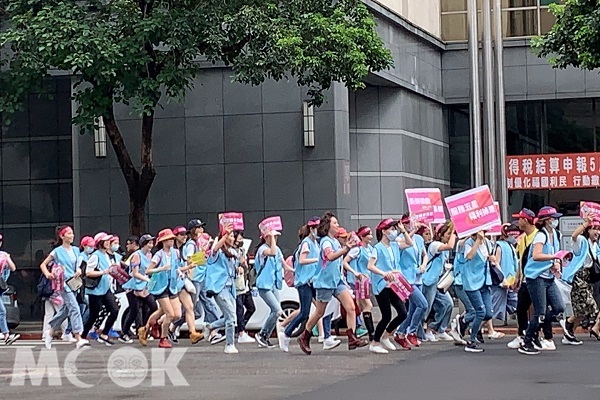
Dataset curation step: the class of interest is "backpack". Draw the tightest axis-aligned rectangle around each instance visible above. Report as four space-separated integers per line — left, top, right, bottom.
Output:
37 273 54 298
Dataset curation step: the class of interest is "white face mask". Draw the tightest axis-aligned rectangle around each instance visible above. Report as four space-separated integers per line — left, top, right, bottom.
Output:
550 220 559 229
386 230 399 241
111 244 120 252
85 246 94 255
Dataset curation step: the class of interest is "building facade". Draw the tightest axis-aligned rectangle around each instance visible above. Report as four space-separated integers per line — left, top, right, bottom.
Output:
1 0 592 320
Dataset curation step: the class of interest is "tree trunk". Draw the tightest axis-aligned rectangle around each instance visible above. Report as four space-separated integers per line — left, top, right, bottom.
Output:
129 194 147 236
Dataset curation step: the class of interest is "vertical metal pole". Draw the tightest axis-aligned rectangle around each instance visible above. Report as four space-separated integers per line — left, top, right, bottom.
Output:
468 0 483 187
482 0 496 196
494 0 508 220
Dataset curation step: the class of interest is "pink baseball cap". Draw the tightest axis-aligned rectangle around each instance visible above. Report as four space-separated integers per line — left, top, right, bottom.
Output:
173 226 187 236
80 236 95 248
537 206 563 219
94 232 114 246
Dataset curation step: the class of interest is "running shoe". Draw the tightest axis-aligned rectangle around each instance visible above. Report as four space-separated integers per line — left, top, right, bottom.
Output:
407 333 421 347
507 336 523 349
561 335 583 346
464 341 484 353
356 327 369 338
4 333 20 346
168 329 179 344
255 333 269 348
75 338 90 349
518 344 540 355
278 332 291 352
238 332 256 344
369 344 389 354
118 334 133 344
108 329 120 338
224 344 239 354
158 338 172 348
323 337 342 350
88 331 99 340
541 338 556 351
532 336 543 351
61 333 76 343
210 333 226 345
559 319 576 340
424 331 438 342
97 335 115 346
392 335 412 350
436 332 454 342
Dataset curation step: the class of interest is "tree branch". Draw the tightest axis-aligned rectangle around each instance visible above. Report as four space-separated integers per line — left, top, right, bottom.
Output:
103 105 139 187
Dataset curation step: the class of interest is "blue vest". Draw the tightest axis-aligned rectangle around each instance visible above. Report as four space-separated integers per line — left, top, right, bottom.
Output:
53 246 81 293
255 244 283 291
422 241 449 287
313 236 344 289
372 241 402 295
122 249 152 291
183 239 207 283
293 237 319 287
347 245 374 286
562 237 589 284
169 249 185 294
204 249 238 297
453 243 467 286
87 250 111 296
496 240 518 281
399 236 421 285
462 238 492 291
0 251 10 281
524 229 560 280
148 249 177 295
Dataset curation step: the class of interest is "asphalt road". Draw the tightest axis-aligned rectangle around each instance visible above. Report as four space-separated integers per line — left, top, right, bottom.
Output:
1 336 599 400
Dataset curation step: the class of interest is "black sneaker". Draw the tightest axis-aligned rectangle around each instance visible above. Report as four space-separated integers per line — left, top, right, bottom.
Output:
518 344 540 355
464 341 484 353
168 330 179 344
118 334 133 344
265 339 277 349
476 330 485 344
5 333 20 346
255 334 269 348
561 335 583 346
97 335 115 346
532 336 543 351
458 315 468 338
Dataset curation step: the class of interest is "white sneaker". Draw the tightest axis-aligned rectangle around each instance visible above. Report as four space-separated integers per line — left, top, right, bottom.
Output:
323 337 342 350
436 332 454 341
541 339 556 351
561 336 583 346
488 331 505 339
75 338 90 349
425 331 438 342
237 332 256 344
61 333 77 343
224 344 239 354
369 344 389 354
380 337 397 351
278 332 291 352
318 336 325 343
44 330 53 350
276 323 284 334
507 336 523 349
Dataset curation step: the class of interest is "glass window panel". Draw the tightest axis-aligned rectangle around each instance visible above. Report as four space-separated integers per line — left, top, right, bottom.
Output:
540 0 563 5
1 108 29 138
505 102 543 155
1 142 31 181
2 185 31 224
59 183 73 223
442 13 468 41
540 7 557 34
502 9 538 37
30 140 59 180
501 0 536 8
546 100 595 154
31 226 58 266
29 94 59 136
448 106 471 191
30 184 60 223
442 0 467 12
0 228 31 267
58 139 73 180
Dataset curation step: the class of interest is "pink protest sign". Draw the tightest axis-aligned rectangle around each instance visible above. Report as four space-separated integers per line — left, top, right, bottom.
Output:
487 202 503 236
259 216 283 235
405 188 446 224
580 201 600 218
444 185 499 239
219 212 245 232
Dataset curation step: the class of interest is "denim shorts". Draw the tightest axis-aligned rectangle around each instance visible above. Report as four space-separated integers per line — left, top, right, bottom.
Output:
315 282 348 303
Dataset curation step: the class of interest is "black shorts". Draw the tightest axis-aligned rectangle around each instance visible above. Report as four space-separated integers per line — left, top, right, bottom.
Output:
154 289 176 300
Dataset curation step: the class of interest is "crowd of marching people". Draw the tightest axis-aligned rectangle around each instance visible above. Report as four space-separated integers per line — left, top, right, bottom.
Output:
1 206 600 356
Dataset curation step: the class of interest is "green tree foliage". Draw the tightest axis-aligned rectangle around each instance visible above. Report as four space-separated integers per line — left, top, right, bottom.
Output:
0 0 392 234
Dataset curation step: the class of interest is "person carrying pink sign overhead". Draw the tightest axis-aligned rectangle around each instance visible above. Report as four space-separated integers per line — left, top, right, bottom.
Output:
366 218 415 354
296 212 367 355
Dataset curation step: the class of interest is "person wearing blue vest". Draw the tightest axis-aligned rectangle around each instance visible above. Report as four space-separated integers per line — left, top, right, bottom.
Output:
139 228 184 349
343 226 376 342
297 212 367 355
254 226 286 349
0 233 20 346
560 214 600 344
81 232 120 346
488 224 519 339
121 234 158 344
450 238 472 346
396 215 429 348
422 221 456 343
202 223 242 354
279 217 321 352
366 218 413 354
518 206 565 355
461 231 494 353
39 225 89 350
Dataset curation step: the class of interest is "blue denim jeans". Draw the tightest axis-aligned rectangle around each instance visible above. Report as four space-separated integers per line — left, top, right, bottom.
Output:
259 289 281 339
66 302 89 335
323 313 333 339
454 284 475 322
198 281 221 324
422 283 453 332
397 285 428 335
211 288 237 345
465 286 493 343
285 283 314 337
524 277 565 345
49 290 84 334
0 299 9 334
